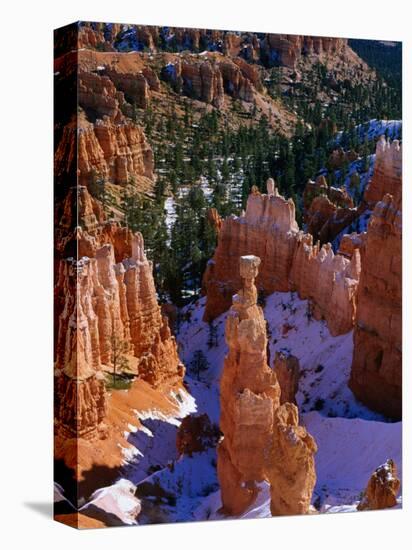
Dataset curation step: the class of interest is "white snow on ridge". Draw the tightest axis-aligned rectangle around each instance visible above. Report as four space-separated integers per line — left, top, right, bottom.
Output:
334 119 402 146
81 479 141 525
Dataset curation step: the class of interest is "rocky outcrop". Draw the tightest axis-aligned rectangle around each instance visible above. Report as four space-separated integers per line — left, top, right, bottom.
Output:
204 180 361 336
77 117 154 187
218 255 316 516
358 460 401 510
218 57 258 102
349 193 402 419
338 232 365 258
78 69 126 122
54 258 107 440
207 208 223 233
303 176 358 245
262 34 348 68
305 195 337 240
78 23 351 71
304 138 402 249
55 188 185 440
181 58 225 108
302 176 329 209
364 136 402 205
273 351 300 405
347 138 402 420
55 115 154 192
267 403 317 515
161 53 262 106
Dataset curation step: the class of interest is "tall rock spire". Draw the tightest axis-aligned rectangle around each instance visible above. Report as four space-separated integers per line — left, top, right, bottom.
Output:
218 255 317 516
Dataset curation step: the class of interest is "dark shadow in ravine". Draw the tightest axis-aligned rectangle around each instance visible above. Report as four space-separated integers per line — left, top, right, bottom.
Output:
54 459 121 507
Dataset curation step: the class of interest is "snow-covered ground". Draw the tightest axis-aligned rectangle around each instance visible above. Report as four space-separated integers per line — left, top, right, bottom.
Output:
334 119 402 146
131 292 401 523
58 289 401 525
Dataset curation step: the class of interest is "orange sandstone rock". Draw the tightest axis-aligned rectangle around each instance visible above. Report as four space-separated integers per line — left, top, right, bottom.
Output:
55 221 184 442
364 137 402 205
358 459 401 510
273 351 300 405
268 403 317 516
349 138 402 420
349 193 402 419
203 181 360 336
218 255 316 516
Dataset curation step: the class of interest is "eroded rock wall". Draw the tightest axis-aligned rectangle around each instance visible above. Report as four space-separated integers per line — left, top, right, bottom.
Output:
203 181 360 336
349 193 402 418
54 190 184 440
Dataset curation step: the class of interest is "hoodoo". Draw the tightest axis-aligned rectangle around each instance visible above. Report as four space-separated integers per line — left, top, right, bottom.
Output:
218 255 317 516
203 179 360 337
357 460 401 511
54 187 185 445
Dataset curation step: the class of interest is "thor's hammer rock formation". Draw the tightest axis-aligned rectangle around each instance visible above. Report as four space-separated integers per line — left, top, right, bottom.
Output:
218 255 317 516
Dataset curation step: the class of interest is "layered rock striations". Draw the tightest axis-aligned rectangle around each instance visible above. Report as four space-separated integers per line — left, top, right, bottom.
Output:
204 180 360 336
364 136 402 205
56 115 154 192
161 53 262 106
347 138 402 419
78 23 352 71
262 34 348 68
218 255 317 516
55 49 156 196
54 258 107 440
54 188 184 441
78 117 154 187
349 192 402 418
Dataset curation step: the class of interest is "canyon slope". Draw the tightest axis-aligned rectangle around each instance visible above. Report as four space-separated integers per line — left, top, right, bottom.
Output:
54 187 188 523
54 22 402 528
204 136 402 420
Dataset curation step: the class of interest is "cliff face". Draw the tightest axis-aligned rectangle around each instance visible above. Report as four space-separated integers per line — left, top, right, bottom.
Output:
364 137 402 205
161 53 262 107
54 188 184 441
55 49 156 196
348 138 402 419
349 193 402 419
203 181 360 336
78 23 351 71
78 117 154 187
218 255 317 516
54 258 107 440
263 34 348 68
56 115 154 191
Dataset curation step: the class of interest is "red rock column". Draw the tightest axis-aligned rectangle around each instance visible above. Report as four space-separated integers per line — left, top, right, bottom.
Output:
218 255 317 516
349 193 402 418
